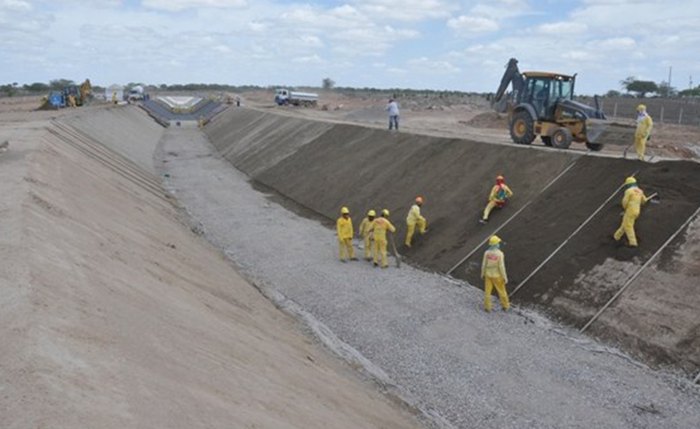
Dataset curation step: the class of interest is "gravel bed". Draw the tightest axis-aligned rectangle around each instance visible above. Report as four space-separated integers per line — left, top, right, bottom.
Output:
156 127 700 429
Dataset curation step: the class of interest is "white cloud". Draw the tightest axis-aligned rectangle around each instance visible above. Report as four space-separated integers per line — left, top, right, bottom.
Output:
598 37 636 50
407 57 460 74
535 22 587 35
292 54 324 64
447 15 499 34
142 0 247 12
213 44 232 53
351 0 456 22
470 0 530 20
0 0 32 11
299 35 323 48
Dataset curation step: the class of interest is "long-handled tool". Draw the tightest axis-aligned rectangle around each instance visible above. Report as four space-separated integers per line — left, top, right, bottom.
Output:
389 233 401 268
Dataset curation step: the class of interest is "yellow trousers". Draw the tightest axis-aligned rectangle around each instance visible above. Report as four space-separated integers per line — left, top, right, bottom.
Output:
338 238 355 260
405 218 426 246
614 210 640 246
484 276 510 311
363 235 373 260
482 200 504 220
634 134 648 161
373 239 388 267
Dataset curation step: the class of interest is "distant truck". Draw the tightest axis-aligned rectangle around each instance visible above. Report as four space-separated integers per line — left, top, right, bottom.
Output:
274 89 318 107
127 85 145 102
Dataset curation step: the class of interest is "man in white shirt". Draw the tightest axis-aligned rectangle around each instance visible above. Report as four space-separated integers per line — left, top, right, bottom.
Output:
385 98 400 131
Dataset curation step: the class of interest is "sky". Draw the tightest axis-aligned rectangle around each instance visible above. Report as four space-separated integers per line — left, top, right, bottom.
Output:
1 0 699 94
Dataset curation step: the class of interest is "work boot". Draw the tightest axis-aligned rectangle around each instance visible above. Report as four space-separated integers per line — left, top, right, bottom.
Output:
350 257 358 261
373 262 379 267
479 218 488 224
340 259 347 263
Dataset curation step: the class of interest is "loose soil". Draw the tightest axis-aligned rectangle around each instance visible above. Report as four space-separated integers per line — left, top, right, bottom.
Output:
205 106 700 374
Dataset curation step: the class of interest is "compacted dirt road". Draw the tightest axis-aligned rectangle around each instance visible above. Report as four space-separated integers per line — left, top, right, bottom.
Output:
0 107 424 429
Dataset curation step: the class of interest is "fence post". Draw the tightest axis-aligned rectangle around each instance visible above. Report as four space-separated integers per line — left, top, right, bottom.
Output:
660 106 664 123
678 108 683 125
613 102 618 119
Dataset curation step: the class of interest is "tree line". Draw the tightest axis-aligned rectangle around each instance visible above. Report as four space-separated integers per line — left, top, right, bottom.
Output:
607 76 700 98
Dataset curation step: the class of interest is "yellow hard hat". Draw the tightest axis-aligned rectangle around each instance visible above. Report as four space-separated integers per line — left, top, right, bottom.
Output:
367 209 376 217
341 206 350 214
488 235 502 246
415 196 424 204
382 209 390 217
624 176 637 185
636 104 646 112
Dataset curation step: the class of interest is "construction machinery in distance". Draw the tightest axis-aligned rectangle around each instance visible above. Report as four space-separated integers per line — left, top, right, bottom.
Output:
494 58 612 151
43 79 93 109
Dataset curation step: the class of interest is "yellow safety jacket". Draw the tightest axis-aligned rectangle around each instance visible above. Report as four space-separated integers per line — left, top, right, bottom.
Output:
371 217 395 241
622 186 648 216
489 184 513 202
336 216 354 240
481 248 508 282
406 204 425 225
359 217 373 238
636 113 653 139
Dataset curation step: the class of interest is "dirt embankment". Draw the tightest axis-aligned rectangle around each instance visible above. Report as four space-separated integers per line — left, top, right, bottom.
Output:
0 112 422 428
205 107 700 373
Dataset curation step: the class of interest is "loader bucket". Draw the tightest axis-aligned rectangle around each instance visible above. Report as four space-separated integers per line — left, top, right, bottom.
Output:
585 118 636 146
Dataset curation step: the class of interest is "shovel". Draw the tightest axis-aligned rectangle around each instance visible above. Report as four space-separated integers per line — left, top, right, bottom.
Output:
389 233 401 268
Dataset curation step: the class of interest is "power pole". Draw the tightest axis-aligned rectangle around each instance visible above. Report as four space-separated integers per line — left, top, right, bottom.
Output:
668 66 672 87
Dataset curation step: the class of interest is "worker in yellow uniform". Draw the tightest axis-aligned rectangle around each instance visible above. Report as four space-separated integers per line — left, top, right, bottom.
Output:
634 104 653 161
481 235 510 312
371 209 396 268
405 196 427 247
336 206 357 262
480 175 513 223
613 177 649 247
358 209 376 261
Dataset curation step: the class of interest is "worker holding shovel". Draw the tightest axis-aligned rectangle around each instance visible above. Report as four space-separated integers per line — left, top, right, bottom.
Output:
613 177 652 247
358 209 376 261
370 209 396 268
634 104 653 161
405 196 427 247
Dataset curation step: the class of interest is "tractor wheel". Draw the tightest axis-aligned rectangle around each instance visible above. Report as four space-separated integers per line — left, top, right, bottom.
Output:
550 127 573 149
510 111 535 145
585 142 604 151
541 136 552 146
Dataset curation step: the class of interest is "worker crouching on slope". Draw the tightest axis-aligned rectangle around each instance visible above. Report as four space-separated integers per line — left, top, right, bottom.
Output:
480 175 513 223
481 235 510 312
371 209 396 268
613 177 650 247
405 196 427 247
358 210 377 261
337 206 358 262
634 104 653 161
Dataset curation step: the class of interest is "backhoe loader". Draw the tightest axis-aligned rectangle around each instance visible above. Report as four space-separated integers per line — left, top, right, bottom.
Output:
494 58 612 151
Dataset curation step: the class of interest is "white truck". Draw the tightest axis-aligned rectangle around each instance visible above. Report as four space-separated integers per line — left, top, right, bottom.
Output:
127 85 145 102
274 88 318 107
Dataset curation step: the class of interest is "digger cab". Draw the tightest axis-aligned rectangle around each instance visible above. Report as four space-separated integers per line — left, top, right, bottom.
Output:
518 72 575 121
